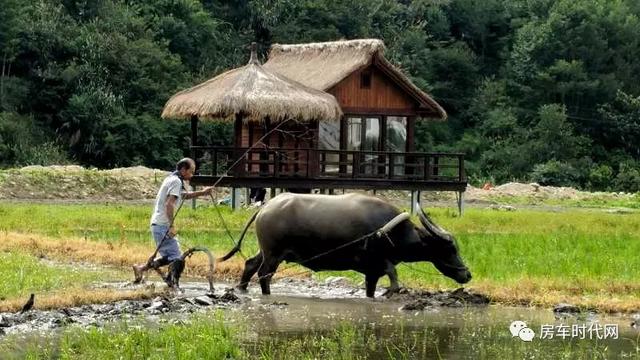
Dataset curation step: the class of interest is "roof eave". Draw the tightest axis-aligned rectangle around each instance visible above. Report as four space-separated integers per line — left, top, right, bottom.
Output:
372 55 447 120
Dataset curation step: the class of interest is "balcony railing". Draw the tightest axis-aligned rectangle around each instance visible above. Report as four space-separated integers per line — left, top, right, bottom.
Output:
191 146 465 183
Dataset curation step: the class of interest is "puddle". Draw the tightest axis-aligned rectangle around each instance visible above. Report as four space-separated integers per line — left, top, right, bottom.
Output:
1 278 638 358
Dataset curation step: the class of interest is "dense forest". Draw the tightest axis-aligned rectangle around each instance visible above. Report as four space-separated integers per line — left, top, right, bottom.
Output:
1 0 639 191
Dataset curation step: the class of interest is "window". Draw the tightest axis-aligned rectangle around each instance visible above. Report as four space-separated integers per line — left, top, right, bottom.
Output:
386 116 407 176
360 71 371 89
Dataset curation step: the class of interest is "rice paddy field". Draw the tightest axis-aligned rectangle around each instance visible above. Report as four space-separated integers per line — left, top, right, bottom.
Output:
0 200 639 358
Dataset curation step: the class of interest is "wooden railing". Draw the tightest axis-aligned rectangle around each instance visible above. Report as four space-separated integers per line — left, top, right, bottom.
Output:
190 146 465 183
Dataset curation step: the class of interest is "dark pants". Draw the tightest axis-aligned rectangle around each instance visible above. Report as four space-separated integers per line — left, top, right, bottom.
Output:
250 188 266 203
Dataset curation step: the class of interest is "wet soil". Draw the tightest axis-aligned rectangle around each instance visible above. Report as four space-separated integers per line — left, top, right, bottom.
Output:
0 278 489 336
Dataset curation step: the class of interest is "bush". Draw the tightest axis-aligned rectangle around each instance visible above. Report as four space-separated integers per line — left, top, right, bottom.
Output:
13 142 72 166
0 112 72 167
613 162 640 193
529 160 580 187
588 164 613 191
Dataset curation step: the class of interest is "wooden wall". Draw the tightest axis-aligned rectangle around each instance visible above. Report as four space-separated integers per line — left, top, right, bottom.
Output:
237 120 319 176
328 65 418 115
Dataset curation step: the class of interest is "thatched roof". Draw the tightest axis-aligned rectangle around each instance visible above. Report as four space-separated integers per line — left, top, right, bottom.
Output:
264 39 446 119
161 45 342 123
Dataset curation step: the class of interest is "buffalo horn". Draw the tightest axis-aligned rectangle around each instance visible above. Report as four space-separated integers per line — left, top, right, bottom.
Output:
417 205 452 239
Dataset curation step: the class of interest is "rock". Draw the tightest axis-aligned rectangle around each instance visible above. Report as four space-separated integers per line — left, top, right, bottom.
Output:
194 296 214 306
553 303 581 314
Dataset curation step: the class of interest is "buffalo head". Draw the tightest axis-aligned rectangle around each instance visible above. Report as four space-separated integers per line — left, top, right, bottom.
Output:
416 207 471 284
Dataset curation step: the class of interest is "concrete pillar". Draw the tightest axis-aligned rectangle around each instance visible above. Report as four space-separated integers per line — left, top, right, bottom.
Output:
410 190 420 215
231 188 242 210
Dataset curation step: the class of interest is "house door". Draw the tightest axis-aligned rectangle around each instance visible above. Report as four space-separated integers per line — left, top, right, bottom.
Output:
346 116 381 175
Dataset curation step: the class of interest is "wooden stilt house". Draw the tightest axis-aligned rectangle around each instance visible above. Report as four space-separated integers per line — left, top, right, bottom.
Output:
162 40 467 209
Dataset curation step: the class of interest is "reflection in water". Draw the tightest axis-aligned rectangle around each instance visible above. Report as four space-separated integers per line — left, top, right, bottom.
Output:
235 295 639 359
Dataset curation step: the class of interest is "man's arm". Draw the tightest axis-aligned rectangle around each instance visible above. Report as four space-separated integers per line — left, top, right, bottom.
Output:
165 195 177 236
182 186 214 200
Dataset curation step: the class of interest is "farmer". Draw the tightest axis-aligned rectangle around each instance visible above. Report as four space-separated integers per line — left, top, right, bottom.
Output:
133 158 213 283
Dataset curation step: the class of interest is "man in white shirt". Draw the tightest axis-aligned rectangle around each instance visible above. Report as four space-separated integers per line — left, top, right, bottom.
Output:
133 158 213 283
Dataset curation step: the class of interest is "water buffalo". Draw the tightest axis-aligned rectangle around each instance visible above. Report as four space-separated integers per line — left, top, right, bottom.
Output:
220 193 471 297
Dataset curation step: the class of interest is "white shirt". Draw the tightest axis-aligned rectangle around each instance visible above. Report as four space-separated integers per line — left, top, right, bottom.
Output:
150 174 184 225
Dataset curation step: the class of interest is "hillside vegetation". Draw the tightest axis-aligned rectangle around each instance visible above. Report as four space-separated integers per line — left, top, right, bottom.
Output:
1 0 639 192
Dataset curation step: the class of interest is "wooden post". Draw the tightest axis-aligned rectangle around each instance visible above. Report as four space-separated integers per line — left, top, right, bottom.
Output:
233 113 244 176
406 116 416 176
457 191 465 217
190 115 198 210
339 116 347 174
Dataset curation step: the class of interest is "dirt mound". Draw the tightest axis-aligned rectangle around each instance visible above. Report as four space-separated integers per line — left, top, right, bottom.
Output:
464 182 637 205
0 165 169 201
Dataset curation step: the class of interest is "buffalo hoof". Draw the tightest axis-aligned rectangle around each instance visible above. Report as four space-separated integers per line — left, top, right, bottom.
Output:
382 287 401 298
235 285 248 294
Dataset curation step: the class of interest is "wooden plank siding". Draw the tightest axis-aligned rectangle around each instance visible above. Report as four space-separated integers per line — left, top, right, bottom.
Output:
329 65 419 114
239 120 319 177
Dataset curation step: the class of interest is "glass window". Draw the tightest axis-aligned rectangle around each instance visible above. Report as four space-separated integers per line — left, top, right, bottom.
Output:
319 120 340 150
386 116 407 176
319 120 340 173
347 117 362 150
363 117 380 152
385 116 407 152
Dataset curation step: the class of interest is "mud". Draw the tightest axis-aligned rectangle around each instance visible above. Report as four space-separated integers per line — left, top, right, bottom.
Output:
0 286 242 336
0 278 490 336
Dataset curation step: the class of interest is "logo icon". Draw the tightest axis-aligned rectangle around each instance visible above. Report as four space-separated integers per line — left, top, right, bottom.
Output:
510 321 535 342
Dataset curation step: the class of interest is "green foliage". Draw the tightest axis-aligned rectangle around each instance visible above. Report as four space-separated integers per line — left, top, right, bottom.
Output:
614 161 640 193
588 164 613 191
0 0 638 190
0 112 71 166
530 160 580 187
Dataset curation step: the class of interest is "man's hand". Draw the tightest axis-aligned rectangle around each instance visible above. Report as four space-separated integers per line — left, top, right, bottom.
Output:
168 225 177 238
202 186 214 196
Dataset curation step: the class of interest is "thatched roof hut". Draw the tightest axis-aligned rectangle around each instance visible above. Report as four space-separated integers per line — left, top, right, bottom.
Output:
264 39 446 119
161 44 342 123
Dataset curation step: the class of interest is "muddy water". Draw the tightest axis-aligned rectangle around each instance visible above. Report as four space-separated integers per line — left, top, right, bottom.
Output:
226 280 640 359
2 279 639 359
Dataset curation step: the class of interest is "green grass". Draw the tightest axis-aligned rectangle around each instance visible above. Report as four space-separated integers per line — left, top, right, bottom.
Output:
4 313 637 360
0 252 113 300
1 202 639 307
0 203 259 254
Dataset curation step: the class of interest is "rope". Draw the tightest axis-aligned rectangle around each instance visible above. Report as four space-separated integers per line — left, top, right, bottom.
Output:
210 193 247 260
254 227 386 282
146 119 296 268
